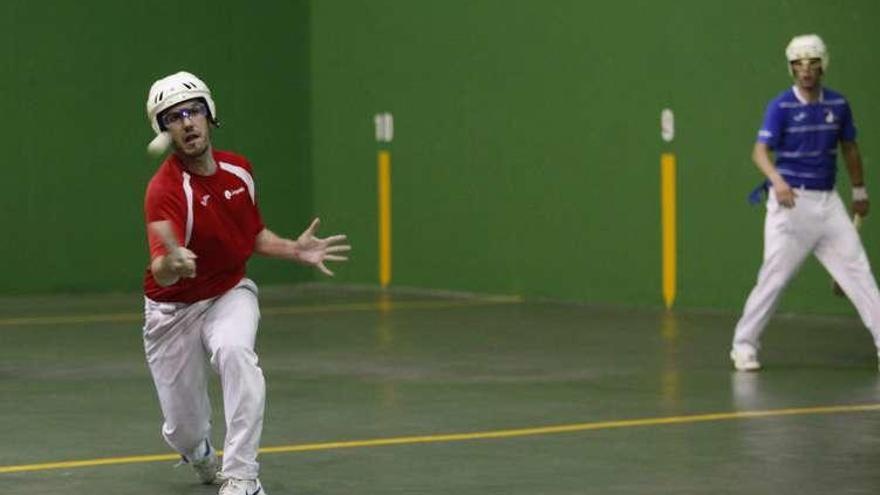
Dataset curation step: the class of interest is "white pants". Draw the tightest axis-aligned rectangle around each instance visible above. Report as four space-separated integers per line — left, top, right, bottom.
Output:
733 188 880 353
143 278 265 479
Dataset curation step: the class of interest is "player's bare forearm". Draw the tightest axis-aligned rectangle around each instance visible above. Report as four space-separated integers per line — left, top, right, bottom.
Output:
841 141 865 187
841 141 869 216
753 142 796 207
752 142 785 186
254 228 302 262
148 221 197 286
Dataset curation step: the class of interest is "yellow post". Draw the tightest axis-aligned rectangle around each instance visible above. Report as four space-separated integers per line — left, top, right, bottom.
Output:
661 152 677 309
378 150 392 287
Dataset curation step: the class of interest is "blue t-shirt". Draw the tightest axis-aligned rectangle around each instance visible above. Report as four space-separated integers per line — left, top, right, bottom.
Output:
757 86 857 190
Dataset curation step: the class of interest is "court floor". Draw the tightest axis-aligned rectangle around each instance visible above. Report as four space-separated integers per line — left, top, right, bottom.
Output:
1 284 879 494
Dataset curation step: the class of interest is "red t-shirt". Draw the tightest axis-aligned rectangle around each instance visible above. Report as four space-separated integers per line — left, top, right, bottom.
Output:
143 150 265 303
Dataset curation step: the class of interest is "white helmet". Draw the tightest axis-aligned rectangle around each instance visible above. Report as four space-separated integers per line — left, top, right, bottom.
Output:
145 71 217 155
785 34 829 76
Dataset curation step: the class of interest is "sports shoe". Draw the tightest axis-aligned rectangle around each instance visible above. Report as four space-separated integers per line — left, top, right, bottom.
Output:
183 439 222 485
730 347 761 371
219 477 267 495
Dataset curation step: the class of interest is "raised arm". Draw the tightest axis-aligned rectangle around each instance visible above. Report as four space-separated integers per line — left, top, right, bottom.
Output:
254 218 350 276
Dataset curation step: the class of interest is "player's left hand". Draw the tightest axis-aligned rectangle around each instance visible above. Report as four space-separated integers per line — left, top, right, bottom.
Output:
295 218 351 276
853 199 869 218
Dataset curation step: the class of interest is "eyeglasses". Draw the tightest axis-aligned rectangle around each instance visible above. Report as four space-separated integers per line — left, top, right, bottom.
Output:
161 101 208 127
790 58 822 72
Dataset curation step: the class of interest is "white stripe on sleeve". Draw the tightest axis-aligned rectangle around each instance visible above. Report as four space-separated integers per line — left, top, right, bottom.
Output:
182 172 194 246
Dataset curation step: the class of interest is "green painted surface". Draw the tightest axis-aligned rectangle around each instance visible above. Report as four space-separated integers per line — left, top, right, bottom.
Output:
2 1 880 316
310 1 880 313
1 286 879 493
0 0 314 294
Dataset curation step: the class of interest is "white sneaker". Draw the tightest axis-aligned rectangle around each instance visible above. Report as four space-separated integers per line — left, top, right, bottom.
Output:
186 439 222 485
219 477 267 495
730 347 761 371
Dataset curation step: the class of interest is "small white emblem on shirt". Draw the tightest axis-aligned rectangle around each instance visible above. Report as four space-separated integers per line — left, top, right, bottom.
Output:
824 109 835 123
792 111 806 122
200 194 211 206
224 187 246 200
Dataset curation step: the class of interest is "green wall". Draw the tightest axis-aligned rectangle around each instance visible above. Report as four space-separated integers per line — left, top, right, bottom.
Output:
310 0 880 313
0 0 314 294
2 1 879 315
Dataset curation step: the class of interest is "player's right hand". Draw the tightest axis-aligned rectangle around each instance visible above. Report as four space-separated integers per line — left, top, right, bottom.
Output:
166 247 198 279
773 181 797 208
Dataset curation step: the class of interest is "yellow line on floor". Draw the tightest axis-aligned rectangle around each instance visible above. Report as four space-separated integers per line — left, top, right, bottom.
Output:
0 454 180 474
0 297 523 327
2 403 878 474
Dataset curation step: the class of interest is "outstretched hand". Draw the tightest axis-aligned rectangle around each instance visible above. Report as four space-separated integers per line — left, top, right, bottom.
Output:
296 218 351 276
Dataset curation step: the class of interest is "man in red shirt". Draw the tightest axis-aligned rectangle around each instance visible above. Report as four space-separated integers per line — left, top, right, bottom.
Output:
142 71 350 495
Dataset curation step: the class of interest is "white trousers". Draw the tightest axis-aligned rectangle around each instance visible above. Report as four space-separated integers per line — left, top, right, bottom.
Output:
143 278 265 480
733 188 880 352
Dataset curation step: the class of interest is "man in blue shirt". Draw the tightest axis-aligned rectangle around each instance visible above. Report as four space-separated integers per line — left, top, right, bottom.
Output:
731 34 880 371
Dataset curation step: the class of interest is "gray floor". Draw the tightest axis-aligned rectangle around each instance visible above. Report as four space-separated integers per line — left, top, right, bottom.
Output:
1 285 879 494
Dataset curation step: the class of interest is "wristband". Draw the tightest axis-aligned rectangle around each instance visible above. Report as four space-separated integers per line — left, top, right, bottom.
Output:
853 186 869 202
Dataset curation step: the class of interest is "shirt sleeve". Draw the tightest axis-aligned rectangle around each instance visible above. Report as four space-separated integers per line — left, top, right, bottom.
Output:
839 101 857 142
757 100 783 149
144 180 186 259
251 203 266 238
243 158 266 238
